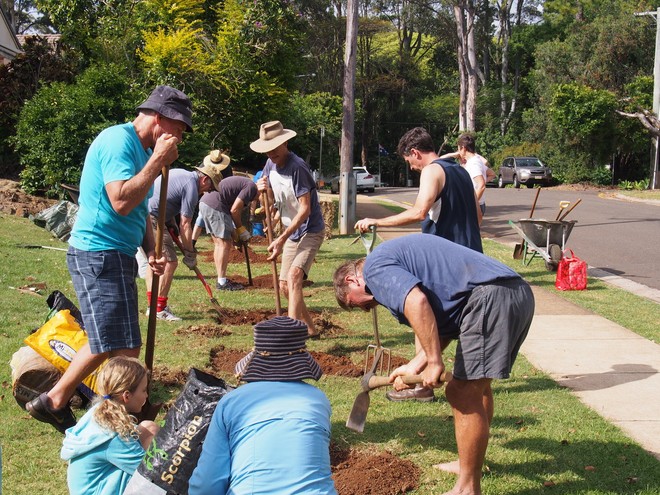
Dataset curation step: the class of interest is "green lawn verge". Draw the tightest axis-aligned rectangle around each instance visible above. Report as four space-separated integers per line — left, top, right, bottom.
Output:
0 213 658 494
484 239 660 344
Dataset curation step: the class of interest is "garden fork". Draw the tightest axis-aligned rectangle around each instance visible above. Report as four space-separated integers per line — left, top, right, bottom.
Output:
352 226 391 376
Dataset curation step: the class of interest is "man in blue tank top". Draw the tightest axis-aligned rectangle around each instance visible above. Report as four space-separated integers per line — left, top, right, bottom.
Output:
355 127 482 252
355 127 483 401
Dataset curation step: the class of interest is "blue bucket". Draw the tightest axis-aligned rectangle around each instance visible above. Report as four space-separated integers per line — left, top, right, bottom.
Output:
252 222 264 236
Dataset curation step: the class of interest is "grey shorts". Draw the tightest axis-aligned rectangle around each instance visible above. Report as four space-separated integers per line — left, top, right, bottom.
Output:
452 278 534 380
199 203 233 240
67 246 141 354
280 231 324 281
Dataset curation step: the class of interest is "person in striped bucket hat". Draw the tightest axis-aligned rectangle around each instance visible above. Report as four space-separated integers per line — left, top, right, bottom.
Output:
189 316 337 494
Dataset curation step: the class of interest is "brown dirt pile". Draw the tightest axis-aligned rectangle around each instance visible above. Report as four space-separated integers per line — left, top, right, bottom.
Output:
0 179 56 217
331 444 420 494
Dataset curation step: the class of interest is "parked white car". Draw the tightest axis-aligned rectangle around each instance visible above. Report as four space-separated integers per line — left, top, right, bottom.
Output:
353 166 376 193
328 167 376 194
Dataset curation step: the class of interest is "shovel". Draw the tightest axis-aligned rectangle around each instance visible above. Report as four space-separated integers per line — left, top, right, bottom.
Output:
555 200 571 220
243 241 253 285
513 187 541 259
558 198 581 221
140 166 169 422
346 369 453 433
167 226 224 319
261 191 281 315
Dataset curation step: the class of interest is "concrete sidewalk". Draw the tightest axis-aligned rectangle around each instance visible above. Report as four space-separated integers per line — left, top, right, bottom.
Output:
345 193 660 461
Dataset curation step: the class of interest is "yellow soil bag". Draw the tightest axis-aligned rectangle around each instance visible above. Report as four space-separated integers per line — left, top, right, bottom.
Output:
24 309 106 399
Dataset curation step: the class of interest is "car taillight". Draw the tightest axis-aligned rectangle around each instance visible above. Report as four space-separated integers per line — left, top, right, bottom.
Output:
364 174 373 179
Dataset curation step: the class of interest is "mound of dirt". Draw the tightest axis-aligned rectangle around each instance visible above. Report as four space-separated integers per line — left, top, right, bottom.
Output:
200 244 271 265
208 345 365 378
0 179 57 217
331 444 420 495
175 324 232 338
205 308 346 338
153 366 190 388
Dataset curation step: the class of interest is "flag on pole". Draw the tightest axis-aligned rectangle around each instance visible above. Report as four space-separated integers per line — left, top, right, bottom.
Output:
378 144 388 156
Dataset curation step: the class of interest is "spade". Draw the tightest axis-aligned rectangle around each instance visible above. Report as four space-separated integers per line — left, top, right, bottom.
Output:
346 370 452 433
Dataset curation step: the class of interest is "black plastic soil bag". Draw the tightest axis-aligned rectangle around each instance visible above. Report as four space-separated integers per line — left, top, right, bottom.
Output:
46 290 83 328
124 368 233 495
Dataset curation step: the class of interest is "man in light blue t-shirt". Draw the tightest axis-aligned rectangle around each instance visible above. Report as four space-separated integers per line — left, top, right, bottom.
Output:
26 85 193 434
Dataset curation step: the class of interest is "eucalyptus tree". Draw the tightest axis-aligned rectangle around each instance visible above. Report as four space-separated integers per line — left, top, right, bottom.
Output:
1 0 54 33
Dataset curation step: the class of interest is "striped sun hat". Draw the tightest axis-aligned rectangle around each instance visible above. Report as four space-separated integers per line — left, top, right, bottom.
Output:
235 316 322 382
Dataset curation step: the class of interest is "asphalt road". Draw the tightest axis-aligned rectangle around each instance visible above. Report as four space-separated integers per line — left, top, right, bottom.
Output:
364 186 660 292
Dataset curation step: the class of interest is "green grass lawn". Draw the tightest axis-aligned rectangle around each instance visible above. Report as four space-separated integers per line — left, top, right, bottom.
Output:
1 213 658 494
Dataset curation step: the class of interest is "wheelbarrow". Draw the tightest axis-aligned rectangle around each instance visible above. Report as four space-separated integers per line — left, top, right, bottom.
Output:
508 218 577 271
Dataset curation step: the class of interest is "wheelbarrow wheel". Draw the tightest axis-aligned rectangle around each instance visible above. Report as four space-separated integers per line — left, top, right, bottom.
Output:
545 243 562 271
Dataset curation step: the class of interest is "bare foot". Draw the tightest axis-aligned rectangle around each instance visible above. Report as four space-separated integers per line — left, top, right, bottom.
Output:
433 460 460 475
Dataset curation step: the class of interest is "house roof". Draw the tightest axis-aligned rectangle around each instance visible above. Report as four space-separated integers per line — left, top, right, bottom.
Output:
0 7 22 62
16 33 62 50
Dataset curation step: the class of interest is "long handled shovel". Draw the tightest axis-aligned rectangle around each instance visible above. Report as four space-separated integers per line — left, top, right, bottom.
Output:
167 227 224 319
261 191 281 315
243 242 253 286
555 200 571 220
346 370 452 433
140 166 168 421
514 187 541 259
558 198 582 221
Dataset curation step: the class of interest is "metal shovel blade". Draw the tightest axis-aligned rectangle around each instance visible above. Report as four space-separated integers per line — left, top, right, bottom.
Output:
513 243 524 259
346 391 370 433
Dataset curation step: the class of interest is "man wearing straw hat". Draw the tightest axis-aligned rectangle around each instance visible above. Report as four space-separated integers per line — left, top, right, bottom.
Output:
143 156 225 321
250 121 325 337
188 316 337 494
26 85 192 432
192 151 258 291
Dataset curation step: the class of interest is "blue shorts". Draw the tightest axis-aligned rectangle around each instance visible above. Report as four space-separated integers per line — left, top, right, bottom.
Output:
67 246 141 354
453 278 534 380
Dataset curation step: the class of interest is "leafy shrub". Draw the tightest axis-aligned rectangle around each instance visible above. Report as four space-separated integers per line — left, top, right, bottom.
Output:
588 166 613 186
14 65 136 196
618 179 649 190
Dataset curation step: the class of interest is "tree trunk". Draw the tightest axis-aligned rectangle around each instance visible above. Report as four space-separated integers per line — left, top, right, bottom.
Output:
454 0 480 131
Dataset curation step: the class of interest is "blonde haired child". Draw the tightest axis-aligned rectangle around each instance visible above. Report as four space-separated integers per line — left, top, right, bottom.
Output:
61 356 160 495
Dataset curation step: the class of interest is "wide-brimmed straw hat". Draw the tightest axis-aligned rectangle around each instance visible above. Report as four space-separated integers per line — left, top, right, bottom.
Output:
136 85 193 132
249 121 297 153
194 164 224 191
235 316 322 382
203 150 231 170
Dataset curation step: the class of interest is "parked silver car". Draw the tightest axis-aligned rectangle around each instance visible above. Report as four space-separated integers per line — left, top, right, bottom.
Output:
497 156 552 188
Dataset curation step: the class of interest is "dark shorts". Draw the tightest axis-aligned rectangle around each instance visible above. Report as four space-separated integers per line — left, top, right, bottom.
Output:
453 278 535 380
67 246 141 354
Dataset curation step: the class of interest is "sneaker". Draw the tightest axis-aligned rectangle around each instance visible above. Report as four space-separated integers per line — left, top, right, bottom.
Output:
386 385 435 403
216 280 244 291
26 392 77 434
156 306 182 321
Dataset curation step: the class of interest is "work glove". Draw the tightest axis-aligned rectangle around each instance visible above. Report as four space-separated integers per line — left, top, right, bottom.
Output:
231 230 242 250
182 249 197 269
236 226 251 243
